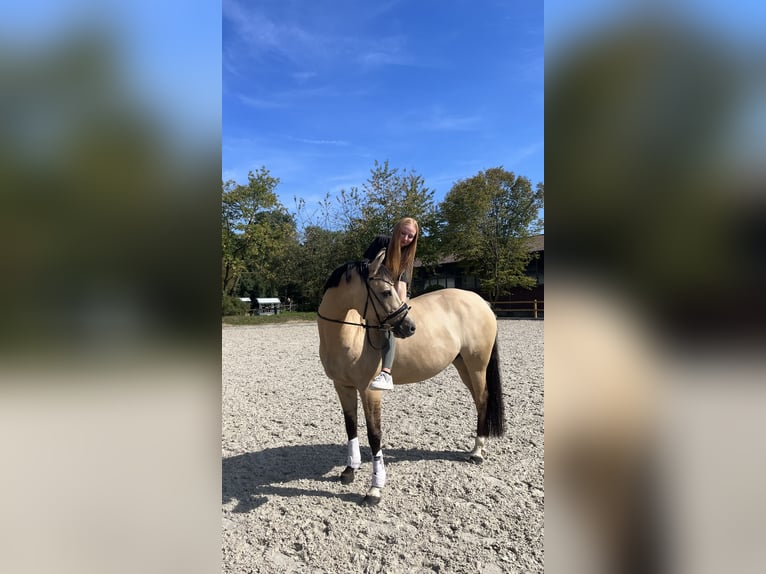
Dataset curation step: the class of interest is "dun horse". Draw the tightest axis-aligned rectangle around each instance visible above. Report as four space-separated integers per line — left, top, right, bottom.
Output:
317 250 505 505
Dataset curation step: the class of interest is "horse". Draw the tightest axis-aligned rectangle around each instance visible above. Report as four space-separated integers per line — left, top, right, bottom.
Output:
317 250 505 505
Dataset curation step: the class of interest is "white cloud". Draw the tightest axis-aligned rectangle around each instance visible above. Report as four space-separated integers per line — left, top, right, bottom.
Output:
223 0 324 64
294 138 350 146
225 0 415 72
513 141 544 162
238 94 288 109
419 106 482 131
291 71 318 82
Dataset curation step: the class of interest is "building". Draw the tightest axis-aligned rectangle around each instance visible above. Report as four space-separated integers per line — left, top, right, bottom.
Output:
412 234 544 317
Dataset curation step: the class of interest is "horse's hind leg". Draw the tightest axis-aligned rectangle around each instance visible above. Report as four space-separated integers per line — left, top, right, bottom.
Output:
453 355 489 464
334 382 360 484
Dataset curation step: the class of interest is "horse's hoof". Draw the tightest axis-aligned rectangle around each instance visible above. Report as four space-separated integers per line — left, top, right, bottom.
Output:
340 466 355 484
361 485 383 506
361 494 381 506
469 454 485 465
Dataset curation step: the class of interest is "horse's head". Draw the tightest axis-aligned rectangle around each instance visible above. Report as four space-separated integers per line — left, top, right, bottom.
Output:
366 251 416 338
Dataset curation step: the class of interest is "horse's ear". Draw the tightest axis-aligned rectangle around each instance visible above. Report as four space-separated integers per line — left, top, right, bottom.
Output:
368 249 385 276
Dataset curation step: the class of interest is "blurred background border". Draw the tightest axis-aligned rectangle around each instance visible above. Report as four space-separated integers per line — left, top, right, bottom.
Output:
546 1 766 573
0 2 221 574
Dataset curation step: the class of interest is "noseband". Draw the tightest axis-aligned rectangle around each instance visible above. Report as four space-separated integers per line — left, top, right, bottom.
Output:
365 276 411 332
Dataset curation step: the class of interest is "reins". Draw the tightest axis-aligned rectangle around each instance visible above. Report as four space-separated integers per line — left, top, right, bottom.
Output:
315 313 381 329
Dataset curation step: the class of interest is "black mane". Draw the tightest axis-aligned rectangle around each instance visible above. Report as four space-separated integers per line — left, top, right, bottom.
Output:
322 260 393 293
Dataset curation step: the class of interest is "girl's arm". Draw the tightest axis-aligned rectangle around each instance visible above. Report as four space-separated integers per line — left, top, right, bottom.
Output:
396 281 408 302
363 236 389 261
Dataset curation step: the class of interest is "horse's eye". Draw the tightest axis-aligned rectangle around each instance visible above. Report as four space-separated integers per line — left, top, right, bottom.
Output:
382 290 392 297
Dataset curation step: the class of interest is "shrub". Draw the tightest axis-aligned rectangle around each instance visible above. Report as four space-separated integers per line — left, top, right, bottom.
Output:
222 295 250 316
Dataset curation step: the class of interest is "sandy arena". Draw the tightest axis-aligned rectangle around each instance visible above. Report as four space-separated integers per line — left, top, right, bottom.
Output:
222 319 543 573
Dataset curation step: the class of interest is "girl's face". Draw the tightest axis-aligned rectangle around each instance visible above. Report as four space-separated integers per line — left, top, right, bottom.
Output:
398 224 417 247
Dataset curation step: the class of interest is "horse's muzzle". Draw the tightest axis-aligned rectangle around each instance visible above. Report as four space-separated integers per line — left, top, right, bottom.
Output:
393 316 416 338
384 303 415 338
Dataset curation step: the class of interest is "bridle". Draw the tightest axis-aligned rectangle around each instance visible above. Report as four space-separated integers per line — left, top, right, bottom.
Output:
317 274 412 347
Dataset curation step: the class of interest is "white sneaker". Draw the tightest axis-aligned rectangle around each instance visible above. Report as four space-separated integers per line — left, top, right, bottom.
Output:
369 371 394 391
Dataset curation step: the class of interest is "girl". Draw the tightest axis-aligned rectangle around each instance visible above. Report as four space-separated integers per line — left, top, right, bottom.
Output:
363 217 419 391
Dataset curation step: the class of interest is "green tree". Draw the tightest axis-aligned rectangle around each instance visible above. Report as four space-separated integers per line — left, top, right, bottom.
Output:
288 160 446 306
239 209 298 297
288 225 347 310
344 160 440 265
295 159 440 271
221 167 296 301
440 167 543 303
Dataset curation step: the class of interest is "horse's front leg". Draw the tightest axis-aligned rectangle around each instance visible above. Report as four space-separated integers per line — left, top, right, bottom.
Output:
360 389 385 506
334 382 360 484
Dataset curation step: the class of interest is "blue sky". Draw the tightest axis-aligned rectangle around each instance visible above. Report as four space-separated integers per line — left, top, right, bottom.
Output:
223 0 543 214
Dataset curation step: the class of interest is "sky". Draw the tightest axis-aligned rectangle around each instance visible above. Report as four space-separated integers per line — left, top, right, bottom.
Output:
223 0 544 214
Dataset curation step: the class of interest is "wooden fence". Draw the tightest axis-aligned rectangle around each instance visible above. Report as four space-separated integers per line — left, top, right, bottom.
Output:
491 299 544 319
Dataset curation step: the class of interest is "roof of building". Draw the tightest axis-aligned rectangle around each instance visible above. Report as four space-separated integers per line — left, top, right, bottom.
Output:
526 233 544 252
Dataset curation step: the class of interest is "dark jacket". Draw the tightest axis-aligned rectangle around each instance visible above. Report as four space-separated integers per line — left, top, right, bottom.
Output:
363 235 410 284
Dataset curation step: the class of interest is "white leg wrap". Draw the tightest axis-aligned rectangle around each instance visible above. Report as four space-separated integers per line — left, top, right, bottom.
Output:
470 436 486 459
371 450 386 488
347 437 361 469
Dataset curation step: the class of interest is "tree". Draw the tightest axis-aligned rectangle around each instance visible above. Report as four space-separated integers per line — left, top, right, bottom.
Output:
439 167 544 303
295 159 440 271
344 160 440 265
221 167 296 300
287 225 347 310
239 209 298 297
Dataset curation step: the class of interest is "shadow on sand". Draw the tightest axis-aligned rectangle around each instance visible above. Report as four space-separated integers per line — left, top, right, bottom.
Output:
222 443 470 512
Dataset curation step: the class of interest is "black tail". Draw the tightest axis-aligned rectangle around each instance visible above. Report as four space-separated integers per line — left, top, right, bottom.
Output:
485 337 505 437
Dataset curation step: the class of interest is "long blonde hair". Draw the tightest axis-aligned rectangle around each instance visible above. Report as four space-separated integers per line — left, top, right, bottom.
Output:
386 217 419 282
